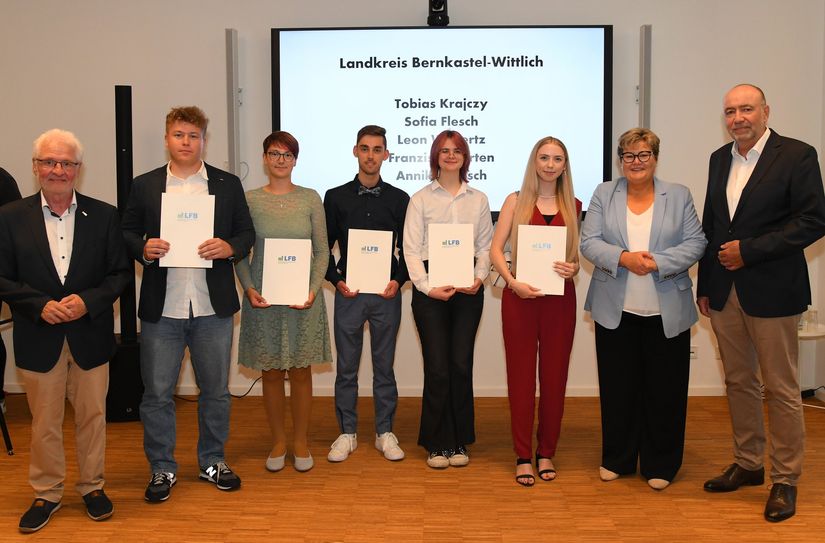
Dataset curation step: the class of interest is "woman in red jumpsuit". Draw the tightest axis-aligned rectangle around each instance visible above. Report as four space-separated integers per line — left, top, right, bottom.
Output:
490 136 580 486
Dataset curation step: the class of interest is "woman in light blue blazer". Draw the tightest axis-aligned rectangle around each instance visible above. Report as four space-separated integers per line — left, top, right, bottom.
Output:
580 128 706 490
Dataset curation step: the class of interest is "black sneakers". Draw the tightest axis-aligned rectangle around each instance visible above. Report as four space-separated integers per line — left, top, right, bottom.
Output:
82 489 114 521
145 463 239 501
19 491 112 532
19 498 61 533
145 472 177 502
199 461 241 491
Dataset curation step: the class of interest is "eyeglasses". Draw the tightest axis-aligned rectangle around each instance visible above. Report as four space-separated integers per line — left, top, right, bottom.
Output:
266 151 295 162
619 151 654 164
439 148 463 156
33 158 81 172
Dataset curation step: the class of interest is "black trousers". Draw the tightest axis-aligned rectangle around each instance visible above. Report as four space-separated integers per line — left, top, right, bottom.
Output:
595 312 690 481
412 287 483 451
0 335 5 399
0 302 5 399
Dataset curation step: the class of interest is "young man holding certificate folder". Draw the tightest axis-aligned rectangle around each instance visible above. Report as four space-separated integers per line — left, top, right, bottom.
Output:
122 107 254 503
323 125 410 463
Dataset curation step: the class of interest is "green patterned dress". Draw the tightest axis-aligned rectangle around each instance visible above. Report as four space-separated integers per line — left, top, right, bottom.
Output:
235 186 331 370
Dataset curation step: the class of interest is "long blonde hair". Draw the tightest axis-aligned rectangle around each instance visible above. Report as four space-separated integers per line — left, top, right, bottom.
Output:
510 136 579 273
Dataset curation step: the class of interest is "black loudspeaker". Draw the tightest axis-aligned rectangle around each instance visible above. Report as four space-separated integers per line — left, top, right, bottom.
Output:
106 335 143 422
107 85 143 422
114 85 138 343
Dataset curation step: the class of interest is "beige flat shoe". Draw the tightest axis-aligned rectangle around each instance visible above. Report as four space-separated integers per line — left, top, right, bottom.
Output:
599 466 619 481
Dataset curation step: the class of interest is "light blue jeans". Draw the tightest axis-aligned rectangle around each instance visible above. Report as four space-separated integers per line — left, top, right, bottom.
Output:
140 314 233 473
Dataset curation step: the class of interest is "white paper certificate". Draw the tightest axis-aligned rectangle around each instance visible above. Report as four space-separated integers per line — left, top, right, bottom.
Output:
346 229 393 294
516 225 567 295
159 193 215 268
428 223 474 289
261 238 312 306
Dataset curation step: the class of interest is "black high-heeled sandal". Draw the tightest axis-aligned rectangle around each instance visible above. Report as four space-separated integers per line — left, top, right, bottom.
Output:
536 453 557 481
515 458 535 487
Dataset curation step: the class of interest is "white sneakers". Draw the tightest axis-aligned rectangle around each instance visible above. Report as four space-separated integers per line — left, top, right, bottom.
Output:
328 433 358 462
328 432 406 462
448 446 469 467
375 432 405 461
427 451 450 469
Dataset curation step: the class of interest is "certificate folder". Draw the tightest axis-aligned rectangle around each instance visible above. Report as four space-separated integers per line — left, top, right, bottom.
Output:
159 193 215 268
427 223 474 288
346 229 393 294
261 238 312 306
516 225 566 295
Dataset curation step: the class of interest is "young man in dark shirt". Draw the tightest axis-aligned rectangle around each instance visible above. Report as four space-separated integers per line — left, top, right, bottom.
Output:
323 125 410 462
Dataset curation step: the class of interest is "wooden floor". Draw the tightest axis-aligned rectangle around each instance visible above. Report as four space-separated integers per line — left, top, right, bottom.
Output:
0 394 823 542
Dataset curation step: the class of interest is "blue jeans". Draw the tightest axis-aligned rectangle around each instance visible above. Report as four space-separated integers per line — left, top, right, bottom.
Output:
140 314 233 473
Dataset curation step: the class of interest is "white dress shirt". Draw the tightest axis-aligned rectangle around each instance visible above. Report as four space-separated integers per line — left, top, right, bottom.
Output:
623 204 660 316
403 180 493 295
41 191 77 285
162 162 216 319
727 128 771 220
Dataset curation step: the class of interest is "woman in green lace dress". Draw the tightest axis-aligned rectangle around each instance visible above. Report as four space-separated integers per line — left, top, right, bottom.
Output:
235 131 331 473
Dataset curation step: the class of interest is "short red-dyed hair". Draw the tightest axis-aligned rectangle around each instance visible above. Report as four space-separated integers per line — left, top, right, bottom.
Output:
262 131 300 158
429 130 471 182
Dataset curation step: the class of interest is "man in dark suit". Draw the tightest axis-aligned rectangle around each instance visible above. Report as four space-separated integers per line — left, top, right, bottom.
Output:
698 84 825 522
122 106 254 503
0 166 22 414
0 130 131 532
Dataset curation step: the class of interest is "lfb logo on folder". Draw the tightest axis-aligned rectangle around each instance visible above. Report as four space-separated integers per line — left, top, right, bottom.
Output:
360 245 380 254
442 239 461 247
277 255 298 263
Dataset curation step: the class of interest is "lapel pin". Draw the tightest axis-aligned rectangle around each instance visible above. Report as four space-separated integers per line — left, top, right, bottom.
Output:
82 211 88 217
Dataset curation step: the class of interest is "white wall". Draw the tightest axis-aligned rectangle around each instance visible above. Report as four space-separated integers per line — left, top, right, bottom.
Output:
2 0 824 397
815 4 825 402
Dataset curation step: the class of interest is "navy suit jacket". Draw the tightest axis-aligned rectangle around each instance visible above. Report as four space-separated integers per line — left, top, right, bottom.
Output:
581 177 707 338
121 163 255 322
0 192 131 372
697 131 825 317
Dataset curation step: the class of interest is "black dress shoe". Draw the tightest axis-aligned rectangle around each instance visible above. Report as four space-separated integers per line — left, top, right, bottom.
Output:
765 483 797 522
704 463 764 492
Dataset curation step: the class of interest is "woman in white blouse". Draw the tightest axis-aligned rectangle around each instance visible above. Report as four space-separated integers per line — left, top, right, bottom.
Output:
403 130 494 469
580 128 706 490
